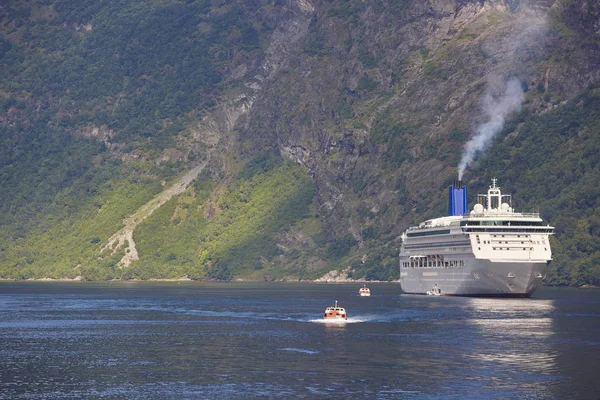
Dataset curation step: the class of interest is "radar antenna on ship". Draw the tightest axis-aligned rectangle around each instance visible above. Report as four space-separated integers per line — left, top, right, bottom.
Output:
475 178 513 214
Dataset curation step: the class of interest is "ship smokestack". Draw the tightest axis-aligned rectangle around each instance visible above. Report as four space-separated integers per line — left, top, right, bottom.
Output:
448 180 468 216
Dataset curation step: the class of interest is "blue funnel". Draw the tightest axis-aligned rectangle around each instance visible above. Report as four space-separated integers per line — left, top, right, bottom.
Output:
448 182 468 216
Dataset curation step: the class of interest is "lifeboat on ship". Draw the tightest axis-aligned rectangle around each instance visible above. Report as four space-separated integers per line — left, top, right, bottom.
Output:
323 300 347 320
358 285 371 297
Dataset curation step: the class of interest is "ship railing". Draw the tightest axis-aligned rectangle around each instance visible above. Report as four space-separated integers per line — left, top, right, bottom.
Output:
465 212 540 218
462 227 554 233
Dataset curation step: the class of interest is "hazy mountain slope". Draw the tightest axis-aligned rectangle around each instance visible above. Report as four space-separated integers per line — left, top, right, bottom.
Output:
0 0 598 284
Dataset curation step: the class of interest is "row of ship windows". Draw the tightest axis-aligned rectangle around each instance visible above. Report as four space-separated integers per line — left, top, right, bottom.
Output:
404 241 471 250
476 234 545 246
461 220 544 227
478 247 535 251
477 240 541 245
463 228 553 233
490 234 528 238
401 260 465 268
482 234 545 240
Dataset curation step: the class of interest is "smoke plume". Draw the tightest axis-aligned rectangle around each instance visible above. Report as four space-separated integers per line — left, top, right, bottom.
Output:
457 77 525 180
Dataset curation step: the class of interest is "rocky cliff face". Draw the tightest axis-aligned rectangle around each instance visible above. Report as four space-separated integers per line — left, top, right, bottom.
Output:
234 0 600 247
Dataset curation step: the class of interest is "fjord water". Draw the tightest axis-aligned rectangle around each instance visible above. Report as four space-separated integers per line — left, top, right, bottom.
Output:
0 282 598 399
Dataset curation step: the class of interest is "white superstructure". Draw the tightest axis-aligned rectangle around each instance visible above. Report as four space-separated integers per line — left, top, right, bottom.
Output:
399 179 554 297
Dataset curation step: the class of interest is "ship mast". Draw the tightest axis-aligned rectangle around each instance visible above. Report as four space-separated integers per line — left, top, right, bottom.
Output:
487 178 501 211
476 178 512 214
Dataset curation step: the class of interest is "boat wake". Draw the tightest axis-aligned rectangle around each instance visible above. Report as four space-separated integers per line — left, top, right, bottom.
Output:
279 347 319 355
309 317 364 324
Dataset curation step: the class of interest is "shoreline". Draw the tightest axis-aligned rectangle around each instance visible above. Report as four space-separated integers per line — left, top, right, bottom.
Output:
1 278 594 288
0 277 392 284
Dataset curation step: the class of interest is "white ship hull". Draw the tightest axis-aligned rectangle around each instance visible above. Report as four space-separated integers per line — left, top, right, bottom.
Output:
400 258 550 297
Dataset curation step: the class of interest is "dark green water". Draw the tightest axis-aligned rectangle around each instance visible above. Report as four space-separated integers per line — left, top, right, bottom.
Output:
0 282 598 399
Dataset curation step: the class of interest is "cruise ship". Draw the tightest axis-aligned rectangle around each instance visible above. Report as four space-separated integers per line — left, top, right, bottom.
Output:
399 179 554 297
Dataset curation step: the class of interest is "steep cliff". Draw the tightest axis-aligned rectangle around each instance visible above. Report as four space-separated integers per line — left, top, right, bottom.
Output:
0 0 598 283
238 0 600 281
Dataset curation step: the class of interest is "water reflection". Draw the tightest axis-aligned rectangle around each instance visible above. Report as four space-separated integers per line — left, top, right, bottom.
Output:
465 297 556 317
465 297 558 376
309 318 364 324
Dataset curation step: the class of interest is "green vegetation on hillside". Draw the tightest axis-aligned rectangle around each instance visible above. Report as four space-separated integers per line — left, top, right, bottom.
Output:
0 0 268 152
0 169 164 279
129 155 317 281
0 152 319 281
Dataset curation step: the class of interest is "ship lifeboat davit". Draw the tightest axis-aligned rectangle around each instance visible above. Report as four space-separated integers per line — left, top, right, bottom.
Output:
359 285 371 297
324 300 347 320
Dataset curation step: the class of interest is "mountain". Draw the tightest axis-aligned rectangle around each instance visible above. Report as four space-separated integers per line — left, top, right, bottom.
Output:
0 0 598 285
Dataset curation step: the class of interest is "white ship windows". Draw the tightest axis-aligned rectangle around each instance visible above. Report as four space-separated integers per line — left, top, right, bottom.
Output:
403 241 471 250
402 255 468 269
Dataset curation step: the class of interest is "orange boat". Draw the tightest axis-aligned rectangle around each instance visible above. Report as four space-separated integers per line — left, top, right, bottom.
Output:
323 300 347 320
359 285 371 297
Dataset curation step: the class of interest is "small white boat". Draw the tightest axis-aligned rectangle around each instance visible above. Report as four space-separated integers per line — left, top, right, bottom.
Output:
426 286 442 296
359 285 371 297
